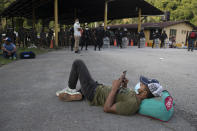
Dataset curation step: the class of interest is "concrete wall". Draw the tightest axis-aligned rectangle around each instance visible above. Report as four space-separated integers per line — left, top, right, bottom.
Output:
164 23 193 45
144 22 193 47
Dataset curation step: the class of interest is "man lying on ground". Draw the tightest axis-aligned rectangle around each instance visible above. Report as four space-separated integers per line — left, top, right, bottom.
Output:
2 37 17 60
56 59 163 116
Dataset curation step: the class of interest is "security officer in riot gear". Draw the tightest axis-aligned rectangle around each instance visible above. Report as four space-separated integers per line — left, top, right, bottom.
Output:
90 29 97 49
59 28 65 47
81 23 90 50
40 28 47 47
69 27 75 51
160 30 168 48
48 29 54 47
104 26 111 38
115 28 123 48
65 27 70 47
138 29 145 48
122 28 128 38
95 25 104 51
152 30 160 48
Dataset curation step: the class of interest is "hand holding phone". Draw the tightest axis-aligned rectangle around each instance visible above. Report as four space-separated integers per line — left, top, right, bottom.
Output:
121 70 128 88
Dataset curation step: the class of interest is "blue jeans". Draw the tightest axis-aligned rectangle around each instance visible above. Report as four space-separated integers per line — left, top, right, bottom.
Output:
188 39 195 51
3 51 17 58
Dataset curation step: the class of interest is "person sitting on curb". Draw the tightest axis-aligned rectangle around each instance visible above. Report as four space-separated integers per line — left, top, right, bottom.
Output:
2 37 17 60
56 59 163 116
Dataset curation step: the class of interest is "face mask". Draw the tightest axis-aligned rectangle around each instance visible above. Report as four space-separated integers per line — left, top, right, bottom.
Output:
134 82 140 94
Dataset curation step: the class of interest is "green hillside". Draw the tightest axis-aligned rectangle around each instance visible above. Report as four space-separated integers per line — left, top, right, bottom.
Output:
0 0 15 13
146 0 197 25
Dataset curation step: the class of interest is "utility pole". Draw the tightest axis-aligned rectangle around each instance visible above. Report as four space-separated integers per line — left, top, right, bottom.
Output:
137 8 142 33
54 0 59 47
104 1 108 31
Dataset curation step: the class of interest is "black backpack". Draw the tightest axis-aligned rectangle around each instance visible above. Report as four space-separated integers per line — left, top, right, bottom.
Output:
20 51 36 59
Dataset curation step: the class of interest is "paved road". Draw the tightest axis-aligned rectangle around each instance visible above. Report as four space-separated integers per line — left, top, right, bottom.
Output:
0 47 196 131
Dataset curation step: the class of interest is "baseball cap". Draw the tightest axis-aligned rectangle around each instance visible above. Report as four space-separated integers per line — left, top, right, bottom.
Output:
140 76 163 97
149 79 159 84
4 37 12 42
140 76 149 86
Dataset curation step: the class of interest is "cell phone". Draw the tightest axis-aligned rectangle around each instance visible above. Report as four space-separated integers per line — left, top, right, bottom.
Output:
122 70 127 88
122 70 127 78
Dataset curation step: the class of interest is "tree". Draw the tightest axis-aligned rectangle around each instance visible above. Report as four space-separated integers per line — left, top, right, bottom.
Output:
146 0 197 25
0 0 15 13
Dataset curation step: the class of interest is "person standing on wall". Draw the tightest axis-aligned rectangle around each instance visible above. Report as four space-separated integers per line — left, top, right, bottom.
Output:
74 18 82 53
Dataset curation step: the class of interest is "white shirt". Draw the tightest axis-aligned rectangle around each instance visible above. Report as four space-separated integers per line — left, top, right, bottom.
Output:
74 22 81 36
74 22 81 37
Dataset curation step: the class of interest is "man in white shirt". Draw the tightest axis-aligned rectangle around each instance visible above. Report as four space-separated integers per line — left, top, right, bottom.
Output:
74 19 81 53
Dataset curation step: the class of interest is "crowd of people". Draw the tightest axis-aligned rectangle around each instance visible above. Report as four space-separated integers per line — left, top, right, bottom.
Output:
63 19 138 53
151 30 168 48
0 28 39 48
0 20 169 54
1 18 196 58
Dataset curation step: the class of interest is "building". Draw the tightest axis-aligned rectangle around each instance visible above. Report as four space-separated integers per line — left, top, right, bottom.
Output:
109 20 196 48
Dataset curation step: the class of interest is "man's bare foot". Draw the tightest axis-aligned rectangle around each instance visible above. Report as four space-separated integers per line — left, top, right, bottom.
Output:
58 93 82 102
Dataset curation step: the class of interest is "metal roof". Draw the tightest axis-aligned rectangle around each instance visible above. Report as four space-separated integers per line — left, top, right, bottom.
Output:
109 20 196 29
1 0 163 24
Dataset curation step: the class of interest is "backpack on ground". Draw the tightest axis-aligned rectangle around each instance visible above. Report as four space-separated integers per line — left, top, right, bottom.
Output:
135 82 175 122
190 32 196 39
20 51 36 59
